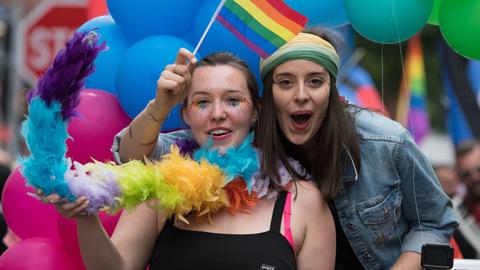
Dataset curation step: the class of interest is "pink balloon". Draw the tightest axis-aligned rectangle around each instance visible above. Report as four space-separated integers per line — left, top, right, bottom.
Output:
57 211 122 268
66 89 131 164
0 237 82 270
1 167 60 240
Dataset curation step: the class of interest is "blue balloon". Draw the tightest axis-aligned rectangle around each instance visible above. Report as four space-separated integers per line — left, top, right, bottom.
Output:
77 16 132 95
107 0 202 41
284 0 342 26
319 5 349 29
193 0 261 82
328 25 356 65
344 0 433 44
181 31 196 46
115 35 192 130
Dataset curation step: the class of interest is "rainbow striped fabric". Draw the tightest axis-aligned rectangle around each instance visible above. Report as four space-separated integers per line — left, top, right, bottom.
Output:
216 0 308 58
396 35 430 144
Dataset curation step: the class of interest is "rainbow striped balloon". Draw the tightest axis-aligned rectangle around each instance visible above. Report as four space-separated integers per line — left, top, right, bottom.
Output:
217 0 308 58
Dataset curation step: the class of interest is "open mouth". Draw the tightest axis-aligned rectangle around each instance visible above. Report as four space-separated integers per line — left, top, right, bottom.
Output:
290 112 312 125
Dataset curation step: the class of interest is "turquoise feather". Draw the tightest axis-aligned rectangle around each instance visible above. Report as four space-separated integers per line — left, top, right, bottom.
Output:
20 97 75 200
193 133 259 191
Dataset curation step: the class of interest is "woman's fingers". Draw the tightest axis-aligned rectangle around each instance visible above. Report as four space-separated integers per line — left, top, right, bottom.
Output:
33 189 90 218
163 69 186 85
165 64 175 72
158 69 189 97
45 193 61 203
157 77 181 94
175 48 197 65
61 197 87 211
153 49 195 109
35 189 44 196
57 197 89 218
32 189 60 203
174 64 192 86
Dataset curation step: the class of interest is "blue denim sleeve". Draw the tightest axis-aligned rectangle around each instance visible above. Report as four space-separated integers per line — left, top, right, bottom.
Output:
112 127 128 164
149 130 193 160
395 129 458 254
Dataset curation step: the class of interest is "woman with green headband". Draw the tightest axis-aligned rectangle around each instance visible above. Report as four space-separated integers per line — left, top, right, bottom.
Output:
255 28 457 270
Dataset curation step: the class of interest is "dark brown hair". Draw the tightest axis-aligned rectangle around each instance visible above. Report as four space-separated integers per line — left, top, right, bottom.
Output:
254 28 361 200
455 140 480 159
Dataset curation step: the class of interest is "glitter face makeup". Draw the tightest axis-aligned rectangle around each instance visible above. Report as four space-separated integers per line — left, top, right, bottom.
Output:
186 95 253 116
183 65 256 153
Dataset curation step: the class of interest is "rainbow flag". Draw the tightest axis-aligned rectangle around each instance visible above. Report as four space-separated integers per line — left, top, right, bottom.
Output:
216 0 308 58
396 35 430 144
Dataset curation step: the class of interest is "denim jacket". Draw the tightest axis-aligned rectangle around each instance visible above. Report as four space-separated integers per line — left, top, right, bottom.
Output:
112 110 457 269
338 109 457 269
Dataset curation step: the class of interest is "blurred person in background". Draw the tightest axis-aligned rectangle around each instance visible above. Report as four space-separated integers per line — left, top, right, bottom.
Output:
0 148 12 254
421 135 480 258
454 139 480 258
420 134 463 198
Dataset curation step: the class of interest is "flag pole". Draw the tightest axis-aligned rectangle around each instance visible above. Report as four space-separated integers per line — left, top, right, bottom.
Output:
193 0 227 56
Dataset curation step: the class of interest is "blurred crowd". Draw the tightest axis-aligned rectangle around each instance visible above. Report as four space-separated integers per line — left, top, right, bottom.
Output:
0 148 13 253
420 135 480 258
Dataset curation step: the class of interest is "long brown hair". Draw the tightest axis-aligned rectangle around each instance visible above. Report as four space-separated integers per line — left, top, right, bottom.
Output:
254 28 361 200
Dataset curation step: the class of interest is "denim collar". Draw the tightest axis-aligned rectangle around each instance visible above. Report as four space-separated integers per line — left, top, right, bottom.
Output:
342 149 359 183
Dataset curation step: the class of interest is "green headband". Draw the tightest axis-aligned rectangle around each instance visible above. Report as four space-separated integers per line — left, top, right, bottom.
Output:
260 33 340 81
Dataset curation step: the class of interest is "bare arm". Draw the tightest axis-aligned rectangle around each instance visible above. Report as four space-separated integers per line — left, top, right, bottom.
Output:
118 100 169 162
118 48 197 162
40 191 162 270
76 203 161 270
76 215 127 270
390 252 421 270
295 181 336 270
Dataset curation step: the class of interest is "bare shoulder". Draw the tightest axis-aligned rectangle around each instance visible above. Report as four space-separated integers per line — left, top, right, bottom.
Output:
290 180 327 212
289 180 336 269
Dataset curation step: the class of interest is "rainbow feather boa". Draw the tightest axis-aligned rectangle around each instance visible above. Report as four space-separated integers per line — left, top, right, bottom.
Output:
66 135 259 221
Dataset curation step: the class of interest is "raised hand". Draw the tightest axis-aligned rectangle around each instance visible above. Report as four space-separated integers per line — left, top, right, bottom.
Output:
151 48 197 118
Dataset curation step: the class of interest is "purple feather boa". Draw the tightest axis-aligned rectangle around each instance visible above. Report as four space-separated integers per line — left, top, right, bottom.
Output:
26 31 106 121
174 138 199 157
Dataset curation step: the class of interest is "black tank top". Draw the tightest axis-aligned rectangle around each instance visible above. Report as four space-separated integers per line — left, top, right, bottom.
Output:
149 191 296 270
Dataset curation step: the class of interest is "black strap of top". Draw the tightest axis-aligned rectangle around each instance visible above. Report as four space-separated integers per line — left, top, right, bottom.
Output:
270 191 288 232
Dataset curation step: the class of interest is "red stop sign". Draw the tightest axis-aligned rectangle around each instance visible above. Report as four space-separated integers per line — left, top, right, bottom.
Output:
19 1 87 84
